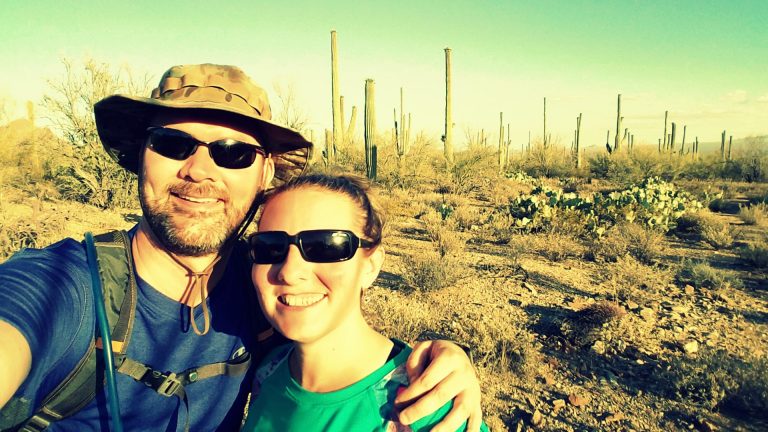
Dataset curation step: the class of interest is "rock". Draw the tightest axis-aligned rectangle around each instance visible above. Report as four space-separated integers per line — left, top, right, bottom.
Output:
603 411 626 423
640 308 655 321
592 340 607 355
695 418 717 432
683 340 699 354
531 409 543 426
626 301 639 310
552 399 566 413
522 282 537 295
672 305 691 314
568 393 590 408
514 420 524 432
684 284 695 295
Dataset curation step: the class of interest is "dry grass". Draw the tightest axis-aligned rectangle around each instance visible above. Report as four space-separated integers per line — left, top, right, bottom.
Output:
738 202 768 226
587 222 666 264
676 259 744 290
737 236 768 269
675 211 736 249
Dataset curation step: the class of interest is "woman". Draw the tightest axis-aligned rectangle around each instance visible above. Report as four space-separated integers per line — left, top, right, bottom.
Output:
242 174 487 431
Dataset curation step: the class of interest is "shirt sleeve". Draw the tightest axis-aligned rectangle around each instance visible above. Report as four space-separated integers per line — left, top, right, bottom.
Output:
0 239 94 403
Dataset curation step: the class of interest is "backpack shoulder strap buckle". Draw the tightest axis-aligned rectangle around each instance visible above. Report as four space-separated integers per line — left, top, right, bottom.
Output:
140 370 183 398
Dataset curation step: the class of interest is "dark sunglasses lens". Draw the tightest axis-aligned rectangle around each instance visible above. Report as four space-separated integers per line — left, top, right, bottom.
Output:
209 140 260 169
301 231 353 263
250 232 289 264
148 130 196 160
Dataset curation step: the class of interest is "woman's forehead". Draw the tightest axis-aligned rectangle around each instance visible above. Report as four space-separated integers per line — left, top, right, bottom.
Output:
259 187 362 230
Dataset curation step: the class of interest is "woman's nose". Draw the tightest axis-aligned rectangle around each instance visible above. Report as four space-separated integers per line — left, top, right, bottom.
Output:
275 245 310 285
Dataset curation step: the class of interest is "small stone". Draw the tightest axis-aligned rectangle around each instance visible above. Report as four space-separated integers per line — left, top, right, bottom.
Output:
696 418 717 432
603 412 626 423
640 308 655 321
531 409 543 426
543 373 555 386
683 340 699 354
592 340 607 355
552 399 566 413
627 301 639 310
684 285 695 295
672 305 691 314
568 393 590 408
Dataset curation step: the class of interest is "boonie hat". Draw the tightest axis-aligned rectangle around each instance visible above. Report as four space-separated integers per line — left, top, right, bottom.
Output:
94 64 312 185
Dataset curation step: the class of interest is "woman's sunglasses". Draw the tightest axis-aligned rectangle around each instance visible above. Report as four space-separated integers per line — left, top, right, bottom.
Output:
146 127 268 169
248 230 375 264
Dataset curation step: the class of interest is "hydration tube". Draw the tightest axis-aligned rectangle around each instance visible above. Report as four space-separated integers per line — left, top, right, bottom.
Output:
84 232 124 432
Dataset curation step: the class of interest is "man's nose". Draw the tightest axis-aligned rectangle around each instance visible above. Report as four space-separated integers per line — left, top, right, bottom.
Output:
179 145 219 182
275 245 311 285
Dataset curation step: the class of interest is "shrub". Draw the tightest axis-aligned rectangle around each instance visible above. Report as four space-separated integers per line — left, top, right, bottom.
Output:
738 202 768 226
662 349 768 419
675 211 735 249
676 260 743 290
400 251 462 292
586 222 665 264
737 237 768 269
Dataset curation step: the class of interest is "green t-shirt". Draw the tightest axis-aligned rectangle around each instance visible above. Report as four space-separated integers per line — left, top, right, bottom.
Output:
242 339 488 432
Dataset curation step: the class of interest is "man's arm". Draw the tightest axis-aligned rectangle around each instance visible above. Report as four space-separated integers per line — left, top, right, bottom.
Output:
395 340 483 432
0 320 32 408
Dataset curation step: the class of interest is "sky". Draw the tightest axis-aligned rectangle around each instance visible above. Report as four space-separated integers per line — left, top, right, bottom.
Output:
1 0 766 151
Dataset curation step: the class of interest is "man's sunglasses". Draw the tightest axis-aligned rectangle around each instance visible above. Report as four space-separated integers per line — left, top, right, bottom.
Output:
146 127 268 169
248 230 375 264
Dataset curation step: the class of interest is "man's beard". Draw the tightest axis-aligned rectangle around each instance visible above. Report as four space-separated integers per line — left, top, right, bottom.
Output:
139 179 253 257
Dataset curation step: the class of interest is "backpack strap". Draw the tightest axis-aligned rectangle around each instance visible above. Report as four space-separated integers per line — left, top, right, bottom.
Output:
0 231 136 432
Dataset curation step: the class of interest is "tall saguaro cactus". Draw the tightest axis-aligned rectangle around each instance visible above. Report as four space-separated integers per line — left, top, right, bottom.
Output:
662 111 668 152
575 113 582 168
670 122 677 153
330 30 341 161
543 97 548 148
364 79 377 179
443 48 454 165
720 130 726 161
498 112 505 171
728 135 733 161
615 94 622 152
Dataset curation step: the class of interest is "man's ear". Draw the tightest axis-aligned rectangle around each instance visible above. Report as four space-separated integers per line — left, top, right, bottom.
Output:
361 246 385 289
261 156 275 187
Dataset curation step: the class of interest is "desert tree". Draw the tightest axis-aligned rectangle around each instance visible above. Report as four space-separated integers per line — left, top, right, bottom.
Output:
42 58 150 209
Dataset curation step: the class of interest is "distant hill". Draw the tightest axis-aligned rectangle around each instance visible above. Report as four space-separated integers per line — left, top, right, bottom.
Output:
686 135 767 155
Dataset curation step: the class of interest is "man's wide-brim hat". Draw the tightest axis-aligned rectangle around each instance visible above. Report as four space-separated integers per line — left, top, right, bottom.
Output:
94 63 312 185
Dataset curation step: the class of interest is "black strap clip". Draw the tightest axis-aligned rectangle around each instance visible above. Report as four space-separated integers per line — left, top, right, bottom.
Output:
140 370 183 398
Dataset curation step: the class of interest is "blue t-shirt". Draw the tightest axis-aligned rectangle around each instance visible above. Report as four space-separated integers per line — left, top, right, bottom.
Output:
0 230 261 431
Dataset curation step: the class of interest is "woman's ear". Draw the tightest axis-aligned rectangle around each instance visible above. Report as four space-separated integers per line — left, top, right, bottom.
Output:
361 246 385 289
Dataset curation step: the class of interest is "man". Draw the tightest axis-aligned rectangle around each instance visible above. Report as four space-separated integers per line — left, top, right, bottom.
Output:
0 64 482 431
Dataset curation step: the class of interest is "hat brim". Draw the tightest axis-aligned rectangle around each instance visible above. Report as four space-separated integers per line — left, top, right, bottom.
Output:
94 95 313 185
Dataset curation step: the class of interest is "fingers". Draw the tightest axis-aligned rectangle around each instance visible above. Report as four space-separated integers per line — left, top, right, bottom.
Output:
404 340 432 383
429 391 470 432
397 341 452 408
397 370 460 426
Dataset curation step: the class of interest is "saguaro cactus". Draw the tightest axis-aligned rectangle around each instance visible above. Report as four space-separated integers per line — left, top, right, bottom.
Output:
331 30 341 160
720 130 726 161
498 112 505 171
615 94 622 152
728 135 733 161
443 48 454 164
680 125 687 156
543 97 548 148
364 79 377 179
670 122 677 153
575 113 582 168
662 110 668 152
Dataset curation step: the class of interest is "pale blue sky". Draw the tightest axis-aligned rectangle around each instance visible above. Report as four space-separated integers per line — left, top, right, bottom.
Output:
1 0 766 149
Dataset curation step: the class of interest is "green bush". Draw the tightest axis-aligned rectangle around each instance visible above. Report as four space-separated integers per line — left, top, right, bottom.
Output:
676 260 743 290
